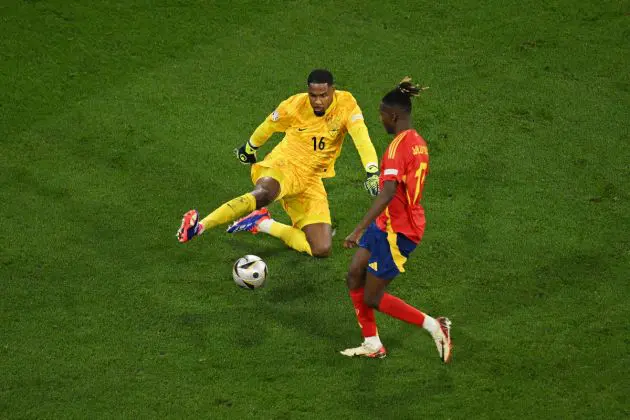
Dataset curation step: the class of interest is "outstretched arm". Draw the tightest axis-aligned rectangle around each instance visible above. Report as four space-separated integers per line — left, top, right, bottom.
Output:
347 116 380 196
347 121 378 173
236 101 292 164
249 118 279 149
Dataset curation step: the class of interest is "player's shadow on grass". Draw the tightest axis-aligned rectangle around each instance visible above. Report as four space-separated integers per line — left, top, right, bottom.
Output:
258 290 354 345
265 279 320 302
226 238 289 260
259 268 357 345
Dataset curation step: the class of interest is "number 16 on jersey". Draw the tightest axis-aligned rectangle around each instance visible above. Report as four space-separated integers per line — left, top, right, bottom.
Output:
312 136 325 151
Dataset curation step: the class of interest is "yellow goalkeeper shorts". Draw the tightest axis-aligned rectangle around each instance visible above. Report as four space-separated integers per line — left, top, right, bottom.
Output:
251 160 331 230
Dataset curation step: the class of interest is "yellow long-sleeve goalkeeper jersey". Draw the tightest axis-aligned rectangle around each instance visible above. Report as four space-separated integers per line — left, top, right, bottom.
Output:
249 90 378 178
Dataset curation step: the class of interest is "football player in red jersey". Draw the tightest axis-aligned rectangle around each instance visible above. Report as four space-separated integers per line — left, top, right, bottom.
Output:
340 78 452 362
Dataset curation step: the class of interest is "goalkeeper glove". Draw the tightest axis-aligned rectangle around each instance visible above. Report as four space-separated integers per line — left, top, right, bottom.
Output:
235 140 258 164
363 164 380 197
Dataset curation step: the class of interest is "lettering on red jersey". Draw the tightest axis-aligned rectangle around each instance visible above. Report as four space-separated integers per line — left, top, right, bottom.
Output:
376 129 429 244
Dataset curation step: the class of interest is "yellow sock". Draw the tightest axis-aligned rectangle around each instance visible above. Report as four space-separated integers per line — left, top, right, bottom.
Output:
200 193 256 230
266 221 312 255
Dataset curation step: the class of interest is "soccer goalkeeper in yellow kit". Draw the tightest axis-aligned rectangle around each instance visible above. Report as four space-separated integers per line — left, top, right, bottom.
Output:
177 69 379 257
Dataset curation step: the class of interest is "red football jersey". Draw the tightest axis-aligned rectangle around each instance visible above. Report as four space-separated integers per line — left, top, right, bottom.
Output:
375 129 429 244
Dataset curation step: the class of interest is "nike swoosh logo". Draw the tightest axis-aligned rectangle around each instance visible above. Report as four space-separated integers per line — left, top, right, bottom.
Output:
297 128 307 131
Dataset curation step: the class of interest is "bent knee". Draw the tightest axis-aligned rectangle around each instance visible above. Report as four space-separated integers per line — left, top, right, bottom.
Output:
251 189 275 209
346 264 363 281
363 295 381 309
310 243 332 258
252 178 280 208
346 270 362 289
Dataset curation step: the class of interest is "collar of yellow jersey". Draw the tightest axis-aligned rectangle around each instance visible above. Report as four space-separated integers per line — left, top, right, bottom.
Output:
323 92 338 117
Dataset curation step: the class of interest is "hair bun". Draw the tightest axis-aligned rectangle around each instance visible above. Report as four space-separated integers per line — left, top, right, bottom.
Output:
396 76 424 97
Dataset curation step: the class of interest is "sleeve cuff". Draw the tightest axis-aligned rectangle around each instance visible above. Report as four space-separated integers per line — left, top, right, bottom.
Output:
365 162 379 173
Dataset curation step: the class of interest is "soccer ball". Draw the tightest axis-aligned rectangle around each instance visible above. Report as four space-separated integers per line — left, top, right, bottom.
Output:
232 255 268 289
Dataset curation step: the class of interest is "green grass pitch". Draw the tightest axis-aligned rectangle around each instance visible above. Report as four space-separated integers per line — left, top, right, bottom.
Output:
1 0 628 418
